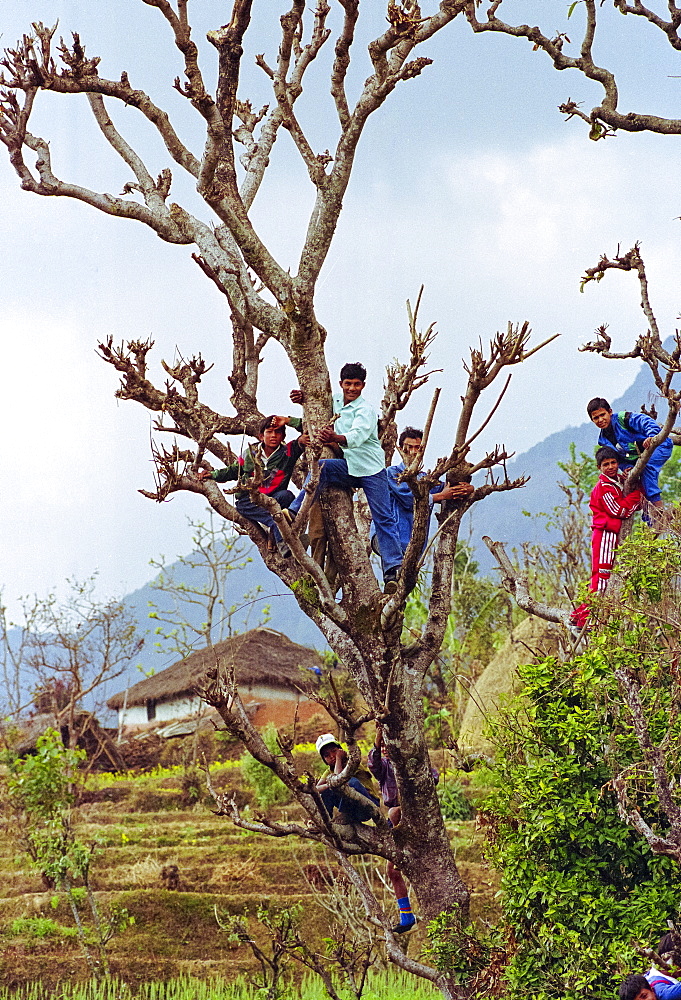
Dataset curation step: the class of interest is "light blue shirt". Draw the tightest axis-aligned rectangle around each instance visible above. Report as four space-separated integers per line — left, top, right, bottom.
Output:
333 391 386 478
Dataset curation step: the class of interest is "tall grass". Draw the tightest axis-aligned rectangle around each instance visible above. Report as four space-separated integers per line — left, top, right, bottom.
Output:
0 970 441 1000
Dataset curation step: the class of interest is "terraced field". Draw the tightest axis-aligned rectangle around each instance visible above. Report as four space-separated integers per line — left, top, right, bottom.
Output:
0 763 499 990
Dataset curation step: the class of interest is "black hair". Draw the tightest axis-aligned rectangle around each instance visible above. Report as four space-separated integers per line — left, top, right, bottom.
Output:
259 415 286 438
399 426 424 447
619 975 651 1000
595 446 620 467
340 362 367 382
658 932 681 963
587 397 611 417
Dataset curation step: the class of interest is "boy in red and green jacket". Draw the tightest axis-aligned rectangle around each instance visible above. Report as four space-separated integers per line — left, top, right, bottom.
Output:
198 415 307 553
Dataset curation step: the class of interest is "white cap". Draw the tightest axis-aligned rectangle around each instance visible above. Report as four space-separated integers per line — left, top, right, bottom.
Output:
315 733 341 758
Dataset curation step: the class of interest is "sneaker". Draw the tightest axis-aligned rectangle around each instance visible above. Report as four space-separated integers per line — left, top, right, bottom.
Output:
383 569 399 595
392 919 416 934
282 508 296 526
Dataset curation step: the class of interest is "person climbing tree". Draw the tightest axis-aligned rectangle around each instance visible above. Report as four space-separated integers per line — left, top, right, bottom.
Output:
587 397 672 519
198 415 308 555
367 724 439 934
287 363 404 593
570 446 643 630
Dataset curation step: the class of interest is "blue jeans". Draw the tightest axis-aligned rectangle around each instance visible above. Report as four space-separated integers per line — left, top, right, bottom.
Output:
621 437 673 504
235 489 294 543
319 778 380 823
289 460 403 575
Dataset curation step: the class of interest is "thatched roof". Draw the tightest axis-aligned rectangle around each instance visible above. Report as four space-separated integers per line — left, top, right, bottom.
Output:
107 628 322 710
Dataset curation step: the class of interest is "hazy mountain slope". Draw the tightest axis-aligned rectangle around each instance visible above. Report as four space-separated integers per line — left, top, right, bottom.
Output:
14 356 670 718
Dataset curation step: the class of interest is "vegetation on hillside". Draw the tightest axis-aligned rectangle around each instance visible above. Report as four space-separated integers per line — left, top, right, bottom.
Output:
484 524 681 1000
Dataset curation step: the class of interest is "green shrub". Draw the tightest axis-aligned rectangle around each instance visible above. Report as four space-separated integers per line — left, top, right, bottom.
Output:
438 781 474 821
239 724 292 809
484 530 681 1000
8 917 77 940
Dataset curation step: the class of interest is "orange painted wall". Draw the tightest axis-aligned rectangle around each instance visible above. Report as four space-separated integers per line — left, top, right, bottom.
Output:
248 698 332 729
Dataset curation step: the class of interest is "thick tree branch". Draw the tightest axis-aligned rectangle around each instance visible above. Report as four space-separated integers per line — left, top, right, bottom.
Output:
466 0 681 138
330 0 359 128
483 536 573 627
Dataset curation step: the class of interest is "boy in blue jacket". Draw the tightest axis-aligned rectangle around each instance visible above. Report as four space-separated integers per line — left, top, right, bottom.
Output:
386 427 474 549
619 933 681 1000
587 397 672 514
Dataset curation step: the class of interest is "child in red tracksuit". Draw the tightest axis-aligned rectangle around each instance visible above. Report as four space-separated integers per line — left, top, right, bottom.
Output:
570 447 643 629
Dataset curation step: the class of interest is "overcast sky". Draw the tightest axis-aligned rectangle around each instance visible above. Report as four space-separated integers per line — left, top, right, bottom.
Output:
2 1 680 619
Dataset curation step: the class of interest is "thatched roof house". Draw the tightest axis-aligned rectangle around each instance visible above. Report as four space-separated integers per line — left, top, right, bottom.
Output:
107 627 325 732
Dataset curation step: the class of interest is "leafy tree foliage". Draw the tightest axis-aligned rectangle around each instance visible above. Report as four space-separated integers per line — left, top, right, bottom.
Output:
3 729 133 977
240 722 293 809
659 447 681 503
483 526 681 1000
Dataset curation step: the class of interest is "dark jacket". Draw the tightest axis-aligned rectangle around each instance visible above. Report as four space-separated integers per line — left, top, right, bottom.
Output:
209 418 303 500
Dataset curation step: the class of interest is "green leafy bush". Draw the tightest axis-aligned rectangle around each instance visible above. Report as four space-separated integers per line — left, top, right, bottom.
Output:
438 781 474 821
484 529 681 1000
9 917 77 939
240 724 292 809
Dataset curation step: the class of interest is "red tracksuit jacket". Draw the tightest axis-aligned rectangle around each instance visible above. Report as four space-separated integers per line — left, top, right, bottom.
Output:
590 472 642 531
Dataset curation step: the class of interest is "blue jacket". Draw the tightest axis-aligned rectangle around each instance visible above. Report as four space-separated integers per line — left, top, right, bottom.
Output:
386 462 443 549
597 410 672 468
646 967 681 999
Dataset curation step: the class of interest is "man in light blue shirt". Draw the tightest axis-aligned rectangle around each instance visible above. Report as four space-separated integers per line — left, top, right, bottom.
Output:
287 362 403 593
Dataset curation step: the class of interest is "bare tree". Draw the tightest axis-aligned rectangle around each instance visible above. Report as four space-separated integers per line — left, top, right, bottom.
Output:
487 245 681 628
148 508 271 657
465 0 681 142
0 591 35 722
0 6 558 995
15 577 143 750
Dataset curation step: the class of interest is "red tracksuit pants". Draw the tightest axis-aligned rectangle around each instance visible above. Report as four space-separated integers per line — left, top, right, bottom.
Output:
571 529 618 628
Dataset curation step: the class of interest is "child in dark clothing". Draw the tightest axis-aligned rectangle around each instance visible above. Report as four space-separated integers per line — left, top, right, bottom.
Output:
314 733 379 824
619 932 681 1000
570 446 643 629
367 725 440 934
367 725 414 933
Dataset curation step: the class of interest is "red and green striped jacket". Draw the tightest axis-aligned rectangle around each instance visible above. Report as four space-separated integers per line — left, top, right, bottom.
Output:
209 417 303 500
